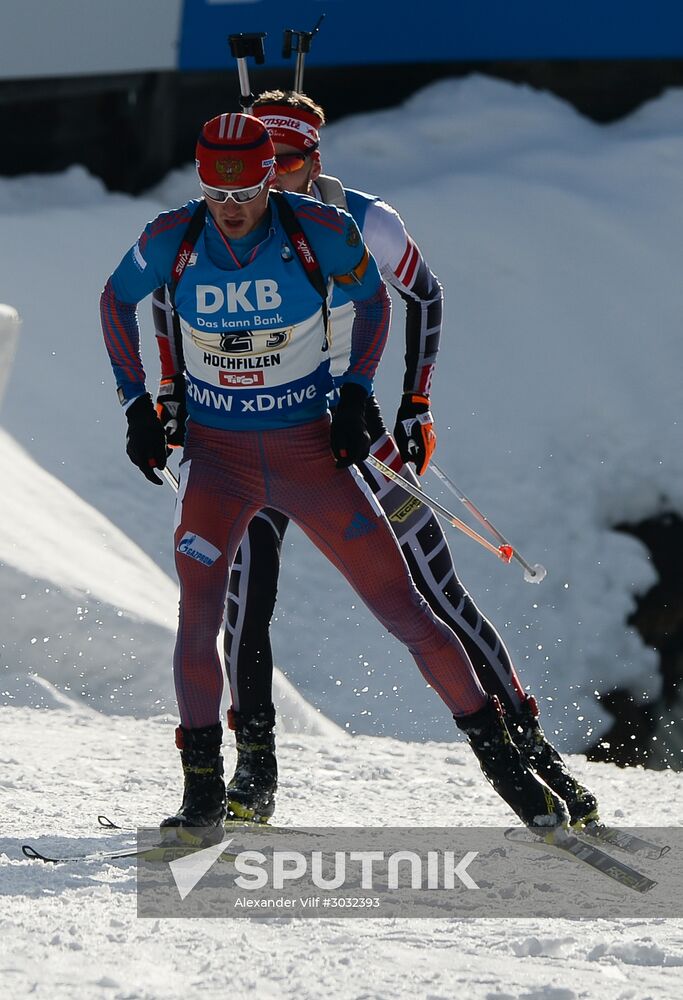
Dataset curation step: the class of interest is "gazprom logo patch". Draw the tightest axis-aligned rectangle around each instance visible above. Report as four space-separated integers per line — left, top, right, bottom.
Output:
177 532 222 566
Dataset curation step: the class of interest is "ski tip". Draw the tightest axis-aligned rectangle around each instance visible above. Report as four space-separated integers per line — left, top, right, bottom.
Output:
626 874 658 894
97 815 120 830
22 844 53 863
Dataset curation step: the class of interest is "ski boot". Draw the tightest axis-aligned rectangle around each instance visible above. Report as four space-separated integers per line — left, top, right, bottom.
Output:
510 695 599 827
226 708 278 823
160 723 227 846
456 696 569 829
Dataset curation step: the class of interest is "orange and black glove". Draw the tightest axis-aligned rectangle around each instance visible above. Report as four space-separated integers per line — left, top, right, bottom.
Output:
393 393 436 475
155 373 187 448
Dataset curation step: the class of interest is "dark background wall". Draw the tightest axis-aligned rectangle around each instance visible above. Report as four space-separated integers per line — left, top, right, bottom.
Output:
2 60 683 194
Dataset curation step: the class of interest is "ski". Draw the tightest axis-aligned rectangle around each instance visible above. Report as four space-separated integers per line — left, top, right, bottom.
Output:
504 827 657 893
23 843 145 864
577 822 670 860
97 814 670 866
22 841 237 865
97 813 270 833
97 814 317 837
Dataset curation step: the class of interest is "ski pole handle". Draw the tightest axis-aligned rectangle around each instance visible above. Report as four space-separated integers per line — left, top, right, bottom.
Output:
282 15 325 91
366 455 513 564
430 461 547 583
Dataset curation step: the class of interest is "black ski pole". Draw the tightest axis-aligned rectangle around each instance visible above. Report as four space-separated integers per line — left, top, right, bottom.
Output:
228 32 267 114
282 14 326 92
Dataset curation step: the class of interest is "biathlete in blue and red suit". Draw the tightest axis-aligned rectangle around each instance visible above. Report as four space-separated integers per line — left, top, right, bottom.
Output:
101 111 571 841
152 94 599 831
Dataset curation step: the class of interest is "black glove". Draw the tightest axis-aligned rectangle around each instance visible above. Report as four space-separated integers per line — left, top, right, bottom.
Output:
393 393 436 475
330 382 371 468
125 393 168 485
155 373 187 447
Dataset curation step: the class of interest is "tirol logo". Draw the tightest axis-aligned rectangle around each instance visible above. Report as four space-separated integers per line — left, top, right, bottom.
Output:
220 371 264 387
177 532 222 566
215 158 243 182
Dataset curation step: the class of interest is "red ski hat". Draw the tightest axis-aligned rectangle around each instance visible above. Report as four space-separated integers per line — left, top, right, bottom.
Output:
253 103 322 151
195 113 276 188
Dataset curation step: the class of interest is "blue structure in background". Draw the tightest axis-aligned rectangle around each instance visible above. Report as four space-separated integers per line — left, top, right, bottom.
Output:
180 0 683 72
4 0 683 193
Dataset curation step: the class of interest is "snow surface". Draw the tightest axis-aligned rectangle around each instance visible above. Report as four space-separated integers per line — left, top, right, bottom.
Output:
1 74 682 999
2 705 683 1000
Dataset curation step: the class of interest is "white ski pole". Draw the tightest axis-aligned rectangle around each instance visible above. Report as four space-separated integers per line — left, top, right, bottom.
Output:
228 33 267 113
161 466 179 493
365 455 514 565
430 461 547 584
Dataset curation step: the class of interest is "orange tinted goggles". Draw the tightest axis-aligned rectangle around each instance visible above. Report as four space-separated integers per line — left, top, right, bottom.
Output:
274 143 319 175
